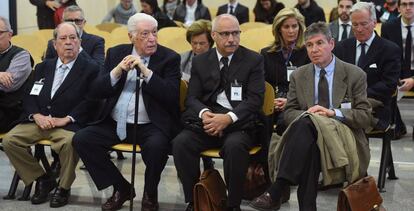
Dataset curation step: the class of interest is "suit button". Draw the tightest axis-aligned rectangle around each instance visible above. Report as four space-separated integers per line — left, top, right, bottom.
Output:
47 106 51 109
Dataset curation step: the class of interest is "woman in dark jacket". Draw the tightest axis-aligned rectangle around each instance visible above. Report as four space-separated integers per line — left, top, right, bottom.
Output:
253 0 284 24
261 8 309 135
140 0 177 29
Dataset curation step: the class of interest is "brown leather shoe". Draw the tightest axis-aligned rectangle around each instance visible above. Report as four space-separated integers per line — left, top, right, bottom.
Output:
141 192 159 211
101 188 136 211
249 192 281 211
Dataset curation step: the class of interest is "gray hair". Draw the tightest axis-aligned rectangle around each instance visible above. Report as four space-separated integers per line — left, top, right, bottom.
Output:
127 13 158 36
53 22 81 40
304 22 333 42
63 5 85 20
212 14 239 32
0 16 13 33
351 1 377 22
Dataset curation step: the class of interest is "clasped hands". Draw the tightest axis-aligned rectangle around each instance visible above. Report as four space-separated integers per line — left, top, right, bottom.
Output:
307 105 335 117
111 55 150 79
201 111 233 137
0 72 13 89
33 114 71 130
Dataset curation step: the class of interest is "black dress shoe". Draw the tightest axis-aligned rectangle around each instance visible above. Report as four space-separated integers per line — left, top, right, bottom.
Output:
185 202 193 211
50 187 70 208
249 192 281 211
141 191 159 211
102 188 136 211
31 177 57 204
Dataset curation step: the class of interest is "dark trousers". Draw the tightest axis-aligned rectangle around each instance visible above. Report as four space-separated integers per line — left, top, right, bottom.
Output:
72 118 170 196
0 108 20 133
172 129 255 207
276 117 320 211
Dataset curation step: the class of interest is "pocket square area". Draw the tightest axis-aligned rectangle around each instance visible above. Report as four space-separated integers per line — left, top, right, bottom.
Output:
369 63 377 68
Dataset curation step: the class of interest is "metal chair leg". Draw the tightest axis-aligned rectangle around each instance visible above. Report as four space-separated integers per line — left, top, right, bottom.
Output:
2 172 20 200
18 183 33 201
377 131 391 192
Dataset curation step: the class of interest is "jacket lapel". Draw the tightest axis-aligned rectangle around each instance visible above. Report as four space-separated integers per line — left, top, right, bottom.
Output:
43 59 57 101
52 57 85 100
303 64 315 108
332 58 348 108
360 35 380 69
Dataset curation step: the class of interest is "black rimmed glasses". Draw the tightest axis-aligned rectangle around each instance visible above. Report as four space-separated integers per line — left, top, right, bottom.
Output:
215 30 241 38
64 18 85 25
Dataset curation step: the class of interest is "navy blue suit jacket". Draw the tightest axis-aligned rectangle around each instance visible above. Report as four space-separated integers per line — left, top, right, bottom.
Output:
20 55 101 131
216 3 249 24
91 44 181 139
45 31 105 65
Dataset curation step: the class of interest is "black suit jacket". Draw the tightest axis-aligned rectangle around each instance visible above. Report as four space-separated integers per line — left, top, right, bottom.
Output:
381 17 411 78
260 46 309 94
185 46 265 126
91 44 181 139
334 35 400 106
216 3 249 24
45 31 105 65
20 55 100 131
29 0 77 29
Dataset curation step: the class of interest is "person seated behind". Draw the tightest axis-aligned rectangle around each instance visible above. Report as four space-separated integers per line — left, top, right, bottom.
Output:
216 0 249 24
0 16 33 133
140 0 177 29
173 0 211 27
334 1 400 131
250 22 372 211
329 0 356 43
2 22 100 208
295 0 326 26
173 14 265 211
162 0 181 20
260 8 309 136
45 5 105 66
253 0 285 24
180 19 213 81
72 13 181 211
102 0 137 25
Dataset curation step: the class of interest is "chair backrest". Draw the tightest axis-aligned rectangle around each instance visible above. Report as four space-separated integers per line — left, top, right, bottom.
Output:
180 79 188 112
96 22 122 33
263 82 275 116
11 34 45 65
240 22 269 32
240 26 273 52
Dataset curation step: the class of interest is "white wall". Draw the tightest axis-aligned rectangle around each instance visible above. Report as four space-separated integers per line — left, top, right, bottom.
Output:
16 0 336 34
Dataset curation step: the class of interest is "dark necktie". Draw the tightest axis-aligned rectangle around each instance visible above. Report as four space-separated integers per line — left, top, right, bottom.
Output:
229 5 234 15
405 25 412 71
318 69 329 108
219 57 229 92
357 43 366 68
341 24 348 41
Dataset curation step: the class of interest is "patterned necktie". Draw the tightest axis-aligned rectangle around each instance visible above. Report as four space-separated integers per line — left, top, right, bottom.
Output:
51 64 68 98
114 58 147 140
341 24 348 41
219 57 229 92
357 43 366 68
405 25 412 71
318 69 329 108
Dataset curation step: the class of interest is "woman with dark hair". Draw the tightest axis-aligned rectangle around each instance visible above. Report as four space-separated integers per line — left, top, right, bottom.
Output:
254 0 285 24
140 0 177 29
162 0 181 20
260 8 310 135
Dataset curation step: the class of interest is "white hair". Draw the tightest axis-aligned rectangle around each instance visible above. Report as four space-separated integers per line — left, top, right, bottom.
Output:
351 1 377 22
127 13 158 36
0 16 13 33
212 14 239 32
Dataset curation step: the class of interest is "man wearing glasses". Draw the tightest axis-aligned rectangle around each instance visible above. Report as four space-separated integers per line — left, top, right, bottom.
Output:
381 0 414 139
334 1 400 132
72 13 181 211
173 14 265 211
45 5 105 65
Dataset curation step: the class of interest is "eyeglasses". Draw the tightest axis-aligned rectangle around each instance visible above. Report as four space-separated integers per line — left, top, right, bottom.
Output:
64 18 85 25
138 30 158 39
401 2 414 8
0 30 9 34
351 21 371 29
215 30 241 38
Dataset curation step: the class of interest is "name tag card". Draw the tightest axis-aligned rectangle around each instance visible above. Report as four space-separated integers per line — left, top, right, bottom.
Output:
286 66 297 82
30 79 45 96
230 80 242 101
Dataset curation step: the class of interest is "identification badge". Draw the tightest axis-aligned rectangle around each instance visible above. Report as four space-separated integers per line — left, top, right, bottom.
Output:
380 11 390 22
341 102 352 109
30 79 44 96
230 80 242 101
286 66 297 82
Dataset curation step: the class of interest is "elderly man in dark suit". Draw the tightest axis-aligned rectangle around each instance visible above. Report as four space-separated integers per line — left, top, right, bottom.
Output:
334 1 401 131
216 0 249 24
329 0 356 43
44 5 105 65
250 22 371 211
2 22 100 208
72 13 181 211
381 0 414 138
173 14 265 211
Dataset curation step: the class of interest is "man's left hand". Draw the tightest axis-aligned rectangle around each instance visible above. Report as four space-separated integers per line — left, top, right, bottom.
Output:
399 77 414 91
202 113 233 136
307 105 335 117
51 117 72 127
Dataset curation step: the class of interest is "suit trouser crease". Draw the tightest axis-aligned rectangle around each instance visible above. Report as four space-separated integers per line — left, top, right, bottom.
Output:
2 123 78 189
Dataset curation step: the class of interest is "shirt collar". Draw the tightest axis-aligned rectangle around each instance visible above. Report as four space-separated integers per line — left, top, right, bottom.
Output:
55 57 76 70
401 18 413 27
356 32 375 47
228 1 238 8
314 56 336 76
186 1 198 9
338 19 351 26
216 49 234 64
0 42 12 54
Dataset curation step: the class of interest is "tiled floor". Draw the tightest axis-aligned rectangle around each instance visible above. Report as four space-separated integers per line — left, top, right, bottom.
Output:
1 99 414 211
